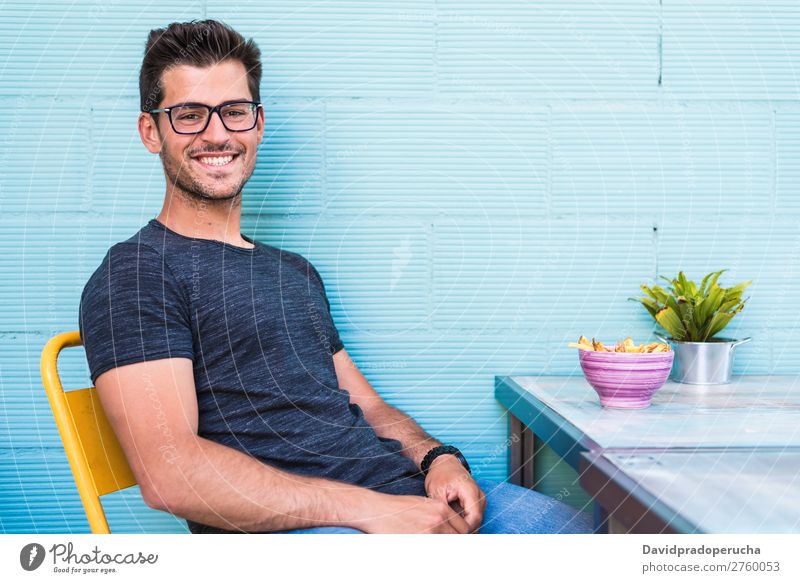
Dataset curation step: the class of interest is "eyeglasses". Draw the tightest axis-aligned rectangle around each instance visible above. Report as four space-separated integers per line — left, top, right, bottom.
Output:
147 100 262 135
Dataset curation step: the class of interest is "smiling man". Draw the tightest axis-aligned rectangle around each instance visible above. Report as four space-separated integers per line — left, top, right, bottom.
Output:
78 19 592 534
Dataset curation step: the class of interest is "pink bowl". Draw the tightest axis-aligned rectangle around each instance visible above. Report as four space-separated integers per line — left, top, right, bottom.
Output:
578 348 674 409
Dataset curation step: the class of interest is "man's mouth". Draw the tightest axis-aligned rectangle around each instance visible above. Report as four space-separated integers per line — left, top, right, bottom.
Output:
192 152 240 171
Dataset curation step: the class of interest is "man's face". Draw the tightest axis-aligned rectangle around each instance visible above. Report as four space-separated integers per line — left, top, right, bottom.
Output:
140 60 264 204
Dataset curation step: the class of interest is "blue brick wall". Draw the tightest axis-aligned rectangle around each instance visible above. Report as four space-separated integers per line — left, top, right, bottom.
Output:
1 1 797 532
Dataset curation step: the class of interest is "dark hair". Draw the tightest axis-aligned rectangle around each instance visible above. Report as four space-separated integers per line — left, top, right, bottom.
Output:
139 19 262 113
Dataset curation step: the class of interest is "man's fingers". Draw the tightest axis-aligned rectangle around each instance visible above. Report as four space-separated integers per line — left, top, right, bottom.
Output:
427 478 486 533
462 505 482 533
449 499 464 514
461 489 487 533
445 507 471 534
460 497 481 532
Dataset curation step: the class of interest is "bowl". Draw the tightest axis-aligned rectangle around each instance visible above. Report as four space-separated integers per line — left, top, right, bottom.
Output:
578 348 674 409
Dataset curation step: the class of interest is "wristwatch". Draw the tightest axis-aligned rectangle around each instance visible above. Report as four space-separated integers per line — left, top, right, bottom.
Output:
420 445 471 476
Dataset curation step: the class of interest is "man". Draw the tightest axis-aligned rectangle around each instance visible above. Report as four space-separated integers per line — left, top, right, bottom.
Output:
79 19 592 534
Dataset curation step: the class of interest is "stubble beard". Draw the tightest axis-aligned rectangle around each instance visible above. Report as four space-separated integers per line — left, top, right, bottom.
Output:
160 149 251 210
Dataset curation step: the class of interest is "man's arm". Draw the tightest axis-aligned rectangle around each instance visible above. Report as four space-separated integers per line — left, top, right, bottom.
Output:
95 357 383 533
332 349 443 469
333 348 487 532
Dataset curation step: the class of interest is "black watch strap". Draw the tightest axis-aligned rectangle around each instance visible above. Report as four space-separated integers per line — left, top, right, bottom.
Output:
420 445 471 476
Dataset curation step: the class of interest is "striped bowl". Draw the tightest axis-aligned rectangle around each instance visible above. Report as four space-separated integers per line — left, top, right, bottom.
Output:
578 348 674 409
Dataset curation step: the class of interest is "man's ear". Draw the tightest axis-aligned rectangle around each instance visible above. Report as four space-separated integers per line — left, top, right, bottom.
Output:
138 112 163 154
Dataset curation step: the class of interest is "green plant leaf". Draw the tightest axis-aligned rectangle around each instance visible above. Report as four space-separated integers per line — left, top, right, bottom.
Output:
718 298 742 314
686 279 698 298
707 269 728 292
723 280 752 302
658 275 678 297
650 285 670 304
697 284 724 326
639 284 658 302
641 284 669 305
629 296 660 318
703 311 734 340
665 294 681 316
655 306 687 340
677 271 689 297
731 297 749 316
676 299 699 339
699 270 716 296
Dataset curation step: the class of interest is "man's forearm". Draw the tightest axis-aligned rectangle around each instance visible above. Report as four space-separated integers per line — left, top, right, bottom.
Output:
147 434 381 533
362 403 443 469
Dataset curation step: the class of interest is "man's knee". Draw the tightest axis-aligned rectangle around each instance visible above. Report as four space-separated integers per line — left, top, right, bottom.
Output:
474 477 593 534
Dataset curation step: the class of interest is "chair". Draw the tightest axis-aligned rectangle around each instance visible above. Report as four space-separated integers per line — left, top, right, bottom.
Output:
40 331 136 534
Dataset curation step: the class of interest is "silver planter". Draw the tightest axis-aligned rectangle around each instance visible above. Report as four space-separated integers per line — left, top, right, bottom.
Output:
656 335 751 385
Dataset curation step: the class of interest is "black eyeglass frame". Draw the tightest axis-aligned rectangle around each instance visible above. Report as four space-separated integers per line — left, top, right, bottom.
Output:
147 100 263 135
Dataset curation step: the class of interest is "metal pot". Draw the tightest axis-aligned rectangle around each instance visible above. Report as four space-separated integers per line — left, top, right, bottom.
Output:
655 335 752 385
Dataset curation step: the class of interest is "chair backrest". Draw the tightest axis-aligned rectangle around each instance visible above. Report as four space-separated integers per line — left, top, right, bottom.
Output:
40 331 136 534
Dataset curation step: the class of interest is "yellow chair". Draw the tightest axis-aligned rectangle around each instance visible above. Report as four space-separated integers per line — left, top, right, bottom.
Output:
40 331 136 534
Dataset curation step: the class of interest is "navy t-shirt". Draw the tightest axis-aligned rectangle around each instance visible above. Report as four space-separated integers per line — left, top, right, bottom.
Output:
79 218 426 533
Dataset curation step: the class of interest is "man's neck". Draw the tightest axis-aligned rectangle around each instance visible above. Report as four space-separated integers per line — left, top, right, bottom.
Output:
156 194 253 248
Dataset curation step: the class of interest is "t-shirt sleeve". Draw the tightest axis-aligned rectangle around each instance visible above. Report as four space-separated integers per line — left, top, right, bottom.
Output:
79 242 195 384
307 262 345 355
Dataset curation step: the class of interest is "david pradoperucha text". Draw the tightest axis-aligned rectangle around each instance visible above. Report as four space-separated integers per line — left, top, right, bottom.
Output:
643 544 760 559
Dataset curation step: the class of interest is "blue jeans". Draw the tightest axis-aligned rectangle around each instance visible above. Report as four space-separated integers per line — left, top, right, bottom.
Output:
278 477 593 534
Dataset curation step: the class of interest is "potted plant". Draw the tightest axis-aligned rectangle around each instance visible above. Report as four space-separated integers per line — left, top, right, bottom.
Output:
630 270 752 384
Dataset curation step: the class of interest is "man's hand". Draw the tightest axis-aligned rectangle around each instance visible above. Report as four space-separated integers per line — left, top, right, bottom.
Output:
424 455 486 533
356 493 472 534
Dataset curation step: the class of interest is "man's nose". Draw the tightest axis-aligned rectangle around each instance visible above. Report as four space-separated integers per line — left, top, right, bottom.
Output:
201 109 230 141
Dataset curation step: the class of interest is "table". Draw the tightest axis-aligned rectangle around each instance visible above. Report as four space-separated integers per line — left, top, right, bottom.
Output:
579 447 800 533
495 375 800 533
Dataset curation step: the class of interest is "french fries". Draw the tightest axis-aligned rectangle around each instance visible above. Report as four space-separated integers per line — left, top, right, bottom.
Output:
567 336 670 353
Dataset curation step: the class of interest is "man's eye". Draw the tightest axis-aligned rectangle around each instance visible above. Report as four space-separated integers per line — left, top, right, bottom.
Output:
178 114 200 120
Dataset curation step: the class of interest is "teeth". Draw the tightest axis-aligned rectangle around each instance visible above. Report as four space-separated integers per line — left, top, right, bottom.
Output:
198 155 234 166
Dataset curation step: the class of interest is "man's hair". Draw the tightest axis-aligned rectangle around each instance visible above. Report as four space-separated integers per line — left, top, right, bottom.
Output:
139 19 262 113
